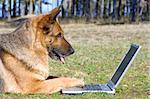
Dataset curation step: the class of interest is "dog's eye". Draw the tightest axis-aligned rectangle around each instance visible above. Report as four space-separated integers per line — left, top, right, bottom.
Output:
43 26 50 34
43 26 49 31
57 33 63 37
50 21 55 25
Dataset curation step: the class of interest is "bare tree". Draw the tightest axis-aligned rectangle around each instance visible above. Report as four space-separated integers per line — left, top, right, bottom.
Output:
38 0 42 14
18 0 21 16
103 0 107 18
76 0 79 16
118 0 122 20
21 0 25 16
13 0 16 17
131 0 137 21
61 0 72 17
29 0 33 14
139 0 147 16
112 0 117 19
33 0 36 14
8 0 11 21
71 0 75 16
148 0 150 21
62 2 65 18
2 0 6 18
101 0 104 18
85 0 91 20
106 0 110 16
96 0 101 18
63 0 72 12
25 0 29 15
127 0 130 17
57 0 59 6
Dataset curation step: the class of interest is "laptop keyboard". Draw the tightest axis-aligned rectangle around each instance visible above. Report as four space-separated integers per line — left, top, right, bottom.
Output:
83 84 102 90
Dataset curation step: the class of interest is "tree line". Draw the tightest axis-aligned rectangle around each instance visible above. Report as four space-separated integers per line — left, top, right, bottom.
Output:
62 0 150 23
0 0 43 21
0 0 150 23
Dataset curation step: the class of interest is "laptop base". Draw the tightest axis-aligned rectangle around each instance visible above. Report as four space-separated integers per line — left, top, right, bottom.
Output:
62 84 115 95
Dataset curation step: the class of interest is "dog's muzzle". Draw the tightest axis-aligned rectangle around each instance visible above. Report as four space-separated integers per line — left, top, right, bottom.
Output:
48 47 74 64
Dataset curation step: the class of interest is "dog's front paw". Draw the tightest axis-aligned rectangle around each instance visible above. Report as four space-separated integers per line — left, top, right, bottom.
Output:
73 78 84 87
60 77 85 88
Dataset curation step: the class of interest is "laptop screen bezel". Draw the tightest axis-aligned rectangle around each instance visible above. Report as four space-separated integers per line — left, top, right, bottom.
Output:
107 44 141 89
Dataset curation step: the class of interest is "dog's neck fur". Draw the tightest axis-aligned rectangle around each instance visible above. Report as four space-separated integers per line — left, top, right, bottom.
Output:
0 21 49 79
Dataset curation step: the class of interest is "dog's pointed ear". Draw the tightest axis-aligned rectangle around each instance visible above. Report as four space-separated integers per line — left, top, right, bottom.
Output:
50 6 61 19
37 6 61 29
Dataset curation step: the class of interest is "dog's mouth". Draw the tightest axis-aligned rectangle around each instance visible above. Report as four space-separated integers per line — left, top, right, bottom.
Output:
48 48 66 64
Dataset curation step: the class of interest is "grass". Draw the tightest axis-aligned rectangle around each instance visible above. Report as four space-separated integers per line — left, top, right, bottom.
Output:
0 23 150 98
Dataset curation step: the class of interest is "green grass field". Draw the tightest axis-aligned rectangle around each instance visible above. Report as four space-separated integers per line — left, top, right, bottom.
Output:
0 23 150 99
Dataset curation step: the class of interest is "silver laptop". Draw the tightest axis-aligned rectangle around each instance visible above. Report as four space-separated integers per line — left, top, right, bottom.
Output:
62 44 141 95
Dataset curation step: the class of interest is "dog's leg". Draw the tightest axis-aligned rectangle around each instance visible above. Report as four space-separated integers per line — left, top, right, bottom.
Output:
0 58 22 93
29 77 84 94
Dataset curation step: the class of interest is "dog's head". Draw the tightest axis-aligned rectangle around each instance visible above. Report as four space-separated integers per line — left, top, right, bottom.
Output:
30 7 74 63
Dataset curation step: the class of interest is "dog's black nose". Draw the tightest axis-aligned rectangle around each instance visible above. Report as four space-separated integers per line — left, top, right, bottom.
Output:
69 48 75 55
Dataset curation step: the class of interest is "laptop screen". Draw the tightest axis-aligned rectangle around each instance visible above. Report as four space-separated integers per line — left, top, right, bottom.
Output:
111 44 139 85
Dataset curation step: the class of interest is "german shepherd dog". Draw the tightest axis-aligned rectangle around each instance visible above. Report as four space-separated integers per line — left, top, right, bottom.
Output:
0 7 84 94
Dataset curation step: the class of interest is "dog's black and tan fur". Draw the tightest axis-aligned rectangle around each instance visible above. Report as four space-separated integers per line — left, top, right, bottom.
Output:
0 7 84 94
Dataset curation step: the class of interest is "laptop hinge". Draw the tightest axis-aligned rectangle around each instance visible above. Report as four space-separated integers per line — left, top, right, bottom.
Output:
107 80 115 90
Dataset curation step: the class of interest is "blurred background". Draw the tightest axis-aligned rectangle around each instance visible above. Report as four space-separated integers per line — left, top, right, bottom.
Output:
0 0 149 23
